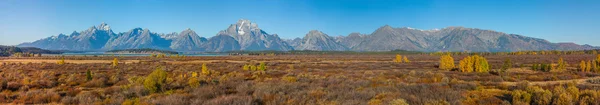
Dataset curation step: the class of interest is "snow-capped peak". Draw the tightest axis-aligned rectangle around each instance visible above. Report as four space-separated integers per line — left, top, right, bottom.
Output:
235 19 260 35
404 27 441 32
237 20 246 35
98 22 111 31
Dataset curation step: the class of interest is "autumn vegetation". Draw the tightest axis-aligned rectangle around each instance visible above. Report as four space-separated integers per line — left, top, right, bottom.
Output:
0 50 599 104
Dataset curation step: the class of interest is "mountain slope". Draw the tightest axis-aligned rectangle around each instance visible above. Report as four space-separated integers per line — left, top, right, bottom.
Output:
350 26 599 52
16 21 598 52
169 29 208 51
295 30 348 51
18 23 116 51
335 32 366 49
217 19 294 51
103 28 171 50
200 34 241 52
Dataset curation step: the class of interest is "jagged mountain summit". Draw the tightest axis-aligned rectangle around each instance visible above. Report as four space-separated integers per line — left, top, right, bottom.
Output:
340 26 599 52
216 19 294 51
17 20 599 52
294 30 348 51
169 28 208 51
17 20 295 52
18 23 116 51
102 28 171 50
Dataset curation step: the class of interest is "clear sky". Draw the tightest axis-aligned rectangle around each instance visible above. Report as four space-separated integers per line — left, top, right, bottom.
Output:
1 0 599 46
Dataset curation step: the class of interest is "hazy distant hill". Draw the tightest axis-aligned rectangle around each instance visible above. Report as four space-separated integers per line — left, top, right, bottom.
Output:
334 26 599 52
17 20 598 52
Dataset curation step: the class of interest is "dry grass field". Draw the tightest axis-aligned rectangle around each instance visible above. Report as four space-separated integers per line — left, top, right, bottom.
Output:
0 54 599 105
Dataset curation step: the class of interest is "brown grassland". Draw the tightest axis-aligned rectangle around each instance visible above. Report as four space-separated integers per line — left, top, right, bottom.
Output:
0 53 600 105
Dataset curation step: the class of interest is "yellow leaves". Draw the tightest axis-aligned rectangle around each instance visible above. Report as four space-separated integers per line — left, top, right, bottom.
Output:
394 54 410 63
242 65 250 71
587 60 592 72
512 90 532 105
112 58 118 67
143 67 168 93
556 57 567 71
282 75 297 82
191 72 198 77
580 60 589 72
258 62 267 71
459 55 489 73
439 54 455 71
201 63 210 76
394 54 403 63
57 57 65 65
188 76 200 88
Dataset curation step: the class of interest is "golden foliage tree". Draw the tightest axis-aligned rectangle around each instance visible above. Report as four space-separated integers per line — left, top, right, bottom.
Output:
459 55 490 73
586 60 592 72
258 62 267 71
144 67 167 93
592 60 598 72
439 54 455 71
556 57 567 71
580 61 587 72
242 65 250 71
201 63 210 75
394 54 403 63
57 57 66 65
402 56 410 63
112 58 119 67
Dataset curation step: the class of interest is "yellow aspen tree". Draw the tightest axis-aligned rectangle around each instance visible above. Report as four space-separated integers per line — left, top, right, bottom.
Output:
112 58 119 67
201 63 210 75
592 60 598 72
480 56 490 72
586 60 592 72
57 57 66 65
580 61 587 72
402 56 410 63
459 58 467 72
242 65 250 71
258 62 267 71
439 54 455 70
474 56 483 72
395 54 403 63
466 56 474 72
557 57 566 71
459 56 474 72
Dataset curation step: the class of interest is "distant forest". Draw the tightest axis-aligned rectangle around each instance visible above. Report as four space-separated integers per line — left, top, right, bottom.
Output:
0 46 63 56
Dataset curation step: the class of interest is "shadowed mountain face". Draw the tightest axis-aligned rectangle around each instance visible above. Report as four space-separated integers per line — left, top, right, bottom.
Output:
17 20 598 52
169 29 208 51
200 34 241 52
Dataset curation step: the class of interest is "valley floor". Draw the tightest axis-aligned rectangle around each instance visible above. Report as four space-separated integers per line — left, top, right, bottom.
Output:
0 54 599 104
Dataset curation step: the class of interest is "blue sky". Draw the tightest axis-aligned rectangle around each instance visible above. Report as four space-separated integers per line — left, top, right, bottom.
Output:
1 0 599 46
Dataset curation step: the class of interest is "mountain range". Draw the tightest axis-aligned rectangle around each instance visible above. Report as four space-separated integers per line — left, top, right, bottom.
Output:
17 19 599 52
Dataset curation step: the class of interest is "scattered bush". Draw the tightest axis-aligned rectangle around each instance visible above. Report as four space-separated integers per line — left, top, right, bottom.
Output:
144 67 168 93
